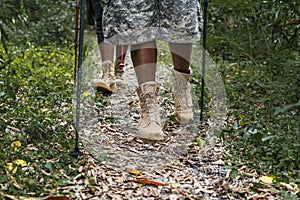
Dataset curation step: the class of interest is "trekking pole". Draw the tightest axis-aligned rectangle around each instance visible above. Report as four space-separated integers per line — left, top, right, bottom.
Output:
200 0 208 122
74 0 79 84
70 0 85 157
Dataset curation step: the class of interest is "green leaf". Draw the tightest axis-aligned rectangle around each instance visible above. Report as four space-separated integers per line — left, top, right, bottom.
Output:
230 168 239 180
196 137 206 148
97 153 108 162
0 175 8 183
44 162 52 171
57 178 69 186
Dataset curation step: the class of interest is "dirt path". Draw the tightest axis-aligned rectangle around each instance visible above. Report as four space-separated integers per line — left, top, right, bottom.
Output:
68 35 287 199
73 45 232 199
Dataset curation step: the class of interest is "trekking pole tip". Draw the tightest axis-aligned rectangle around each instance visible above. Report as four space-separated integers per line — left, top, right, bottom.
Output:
69 149 84 157
69 129 83 157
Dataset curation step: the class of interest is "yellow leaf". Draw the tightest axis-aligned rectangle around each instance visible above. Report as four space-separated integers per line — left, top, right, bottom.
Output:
5 163 17 173
14 159 28 167
11 141 21 147
127 168 143 176
11 141 21 152
170 183 181 187
83 91 91 96
5 163 13 171
259 176 274 184
41 108 49 112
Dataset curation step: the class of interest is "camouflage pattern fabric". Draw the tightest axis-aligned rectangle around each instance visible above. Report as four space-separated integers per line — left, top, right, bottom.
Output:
101 0 203 45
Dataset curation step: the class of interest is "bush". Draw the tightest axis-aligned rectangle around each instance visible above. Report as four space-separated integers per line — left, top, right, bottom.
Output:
208 0 299 68
0 0 76 48
0 44 74 142
200 0 300 184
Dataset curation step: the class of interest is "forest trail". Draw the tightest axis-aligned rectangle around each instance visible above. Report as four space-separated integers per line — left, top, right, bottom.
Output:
75 41 233 199
69 34 283 199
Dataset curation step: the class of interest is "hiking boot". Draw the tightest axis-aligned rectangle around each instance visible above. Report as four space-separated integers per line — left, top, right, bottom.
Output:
137 81 164 141
114 59 126 86
172 69 193 124
93 60 116 93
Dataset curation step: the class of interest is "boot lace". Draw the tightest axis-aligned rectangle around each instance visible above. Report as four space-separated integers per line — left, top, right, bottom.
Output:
175 78 191 107
142 92 159 123
102 61 115 82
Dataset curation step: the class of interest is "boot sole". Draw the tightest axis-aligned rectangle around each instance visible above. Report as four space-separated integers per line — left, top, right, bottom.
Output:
94 83 116 93
139 137 165 144
175 117 193 125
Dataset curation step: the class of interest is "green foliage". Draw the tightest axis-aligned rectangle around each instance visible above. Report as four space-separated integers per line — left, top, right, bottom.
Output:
197 0 300 188
220 61 300 184
208 0 299 67
0 44 81 197
0 0 76 47
0 45 74 141
0 0 299 197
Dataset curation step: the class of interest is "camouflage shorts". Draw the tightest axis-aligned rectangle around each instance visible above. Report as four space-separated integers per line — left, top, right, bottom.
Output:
101 0 203 45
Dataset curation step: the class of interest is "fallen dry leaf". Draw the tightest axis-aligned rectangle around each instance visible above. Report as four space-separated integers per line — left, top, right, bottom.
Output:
131 178 169 187
127 168 143 176
68 53 291 200
259 176 274 184
252 195 268 200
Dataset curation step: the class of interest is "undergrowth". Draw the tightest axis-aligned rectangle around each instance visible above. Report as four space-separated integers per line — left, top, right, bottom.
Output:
220 61 300 185
0 39 299 198
0 44 83 197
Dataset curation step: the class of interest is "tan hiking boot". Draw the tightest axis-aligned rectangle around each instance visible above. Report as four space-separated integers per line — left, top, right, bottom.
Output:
114 59 126 86
93 60 116 93
137 81 164 141
172 69 193 124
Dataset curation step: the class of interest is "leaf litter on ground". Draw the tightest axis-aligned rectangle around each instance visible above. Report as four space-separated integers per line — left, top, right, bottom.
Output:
65 50 299 199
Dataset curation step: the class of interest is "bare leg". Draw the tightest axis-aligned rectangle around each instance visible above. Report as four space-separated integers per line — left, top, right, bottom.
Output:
131 41 157 85
99 43 114 62
168 43 192 73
